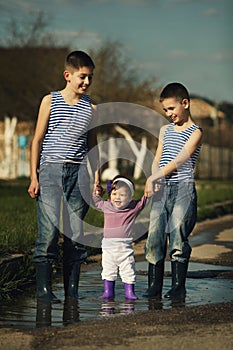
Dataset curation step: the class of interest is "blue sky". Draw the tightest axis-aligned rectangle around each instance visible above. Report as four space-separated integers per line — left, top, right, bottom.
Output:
0 0 232 103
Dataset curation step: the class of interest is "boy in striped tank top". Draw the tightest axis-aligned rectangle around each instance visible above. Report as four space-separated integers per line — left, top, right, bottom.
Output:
144 82 203 301
28 51 101 303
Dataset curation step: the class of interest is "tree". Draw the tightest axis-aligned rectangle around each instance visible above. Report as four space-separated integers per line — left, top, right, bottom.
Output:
0 47 68 121
100 137 120 181
2 11 55 47
89 41 157 107
115 125 147 180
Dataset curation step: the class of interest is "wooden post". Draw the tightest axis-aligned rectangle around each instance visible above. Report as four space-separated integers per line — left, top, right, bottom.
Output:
3 116 17 179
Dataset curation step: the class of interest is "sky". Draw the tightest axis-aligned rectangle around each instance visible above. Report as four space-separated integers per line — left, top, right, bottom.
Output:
0 0 233 103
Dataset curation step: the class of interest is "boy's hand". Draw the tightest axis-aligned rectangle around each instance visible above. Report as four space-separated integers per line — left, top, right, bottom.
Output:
28 179 40 199
144 178 154 197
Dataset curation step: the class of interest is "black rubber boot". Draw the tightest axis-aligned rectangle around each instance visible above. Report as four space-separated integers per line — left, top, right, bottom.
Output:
35 263 61 303
63 261 81 300
143 260 164 299
164 261 188 300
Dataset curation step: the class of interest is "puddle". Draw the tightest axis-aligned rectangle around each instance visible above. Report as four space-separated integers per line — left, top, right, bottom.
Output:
0 261 232 328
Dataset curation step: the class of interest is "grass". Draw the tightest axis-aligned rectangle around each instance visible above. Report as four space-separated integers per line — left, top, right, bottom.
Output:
0 255 35 301
0 178 233 254
197 180 233 206
0 177 232 300
0 179 38 255
196 180 233 221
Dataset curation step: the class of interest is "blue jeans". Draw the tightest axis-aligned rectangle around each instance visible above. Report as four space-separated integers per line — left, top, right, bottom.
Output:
33 163 90 264
145 182 197 265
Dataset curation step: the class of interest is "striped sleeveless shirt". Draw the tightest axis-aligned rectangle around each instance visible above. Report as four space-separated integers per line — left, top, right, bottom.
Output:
40 92 93 165
159 123 201 182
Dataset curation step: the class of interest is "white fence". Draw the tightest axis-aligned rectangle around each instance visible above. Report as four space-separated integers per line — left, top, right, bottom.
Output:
0 134 31 179
1 137 233 180
0 118 232 180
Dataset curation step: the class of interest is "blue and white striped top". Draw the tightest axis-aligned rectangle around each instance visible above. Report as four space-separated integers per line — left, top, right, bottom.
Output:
40 92 93 165
159 123 201 182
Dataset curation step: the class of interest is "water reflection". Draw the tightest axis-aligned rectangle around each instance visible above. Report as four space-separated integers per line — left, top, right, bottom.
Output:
0 261 232 328
100 301 116 316
36 300 52 328
123 301 135 314
100 300 135 317
170 299 186 309
148 299 163 310
36 297 80 328
63 298 80 326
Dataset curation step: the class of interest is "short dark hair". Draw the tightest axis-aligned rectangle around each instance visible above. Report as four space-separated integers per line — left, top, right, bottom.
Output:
160 82 190 103
65 50 95 69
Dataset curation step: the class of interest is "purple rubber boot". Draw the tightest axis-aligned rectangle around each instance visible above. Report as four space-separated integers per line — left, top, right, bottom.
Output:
99 280 115 299
124 283 138 300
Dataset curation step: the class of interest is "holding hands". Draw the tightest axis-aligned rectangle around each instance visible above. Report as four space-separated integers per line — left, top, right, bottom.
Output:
94 170 104 196
94 184 105 197
144 177 162 198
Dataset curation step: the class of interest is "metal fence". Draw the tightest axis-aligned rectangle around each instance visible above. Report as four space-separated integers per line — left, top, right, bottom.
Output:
196 144 233 179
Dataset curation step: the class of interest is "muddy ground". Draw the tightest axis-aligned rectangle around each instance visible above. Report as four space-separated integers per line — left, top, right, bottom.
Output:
0 215 232 350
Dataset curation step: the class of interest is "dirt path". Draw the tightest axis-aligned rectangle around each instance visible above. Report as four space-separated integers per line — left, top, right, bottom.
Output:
0 215 232 350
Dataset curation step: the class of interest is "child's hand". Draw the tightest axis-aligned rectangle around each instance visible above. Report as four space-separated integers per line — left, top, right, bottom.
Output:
144 177 162 197
154 183 161 192
95 184 105 197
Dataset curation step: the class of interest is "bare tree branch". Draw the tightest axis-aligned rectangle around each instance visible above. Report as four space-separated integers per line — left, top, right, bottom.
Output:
4 11 55 47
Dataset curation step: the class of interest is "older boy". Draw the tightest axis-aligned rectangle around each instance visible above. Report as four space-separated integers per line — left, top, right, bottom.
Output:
28 51 100 302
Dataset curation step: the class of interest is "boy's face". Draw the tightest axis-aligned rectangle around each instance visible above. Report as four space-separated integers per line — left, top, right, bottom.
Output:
110 186 132 209
161 97 189 125
64 66 94 95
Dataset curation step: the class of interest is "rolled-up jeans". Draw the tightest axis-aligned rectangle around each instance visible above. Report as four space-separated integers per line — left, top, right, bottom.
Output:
145 181 197 265
33 162 90 264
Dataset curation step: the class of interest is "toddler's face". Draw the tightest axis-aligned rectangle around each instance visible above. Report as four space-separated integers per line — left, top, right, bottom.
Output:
110 186 132 209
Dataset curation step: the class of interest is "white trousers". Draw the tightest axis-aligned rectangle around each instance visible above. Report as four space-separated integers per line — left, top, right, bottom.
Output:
101 238 136 284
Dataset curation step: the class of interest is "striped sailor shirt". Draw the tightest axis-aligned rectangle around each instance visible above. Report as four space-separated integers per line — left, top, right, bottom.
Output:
159 123 202 182
40 91 93 165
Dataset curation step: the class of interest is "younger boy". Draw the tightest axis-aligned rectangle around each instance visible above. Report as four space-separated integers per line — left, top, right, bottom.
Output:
144 82 203 300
